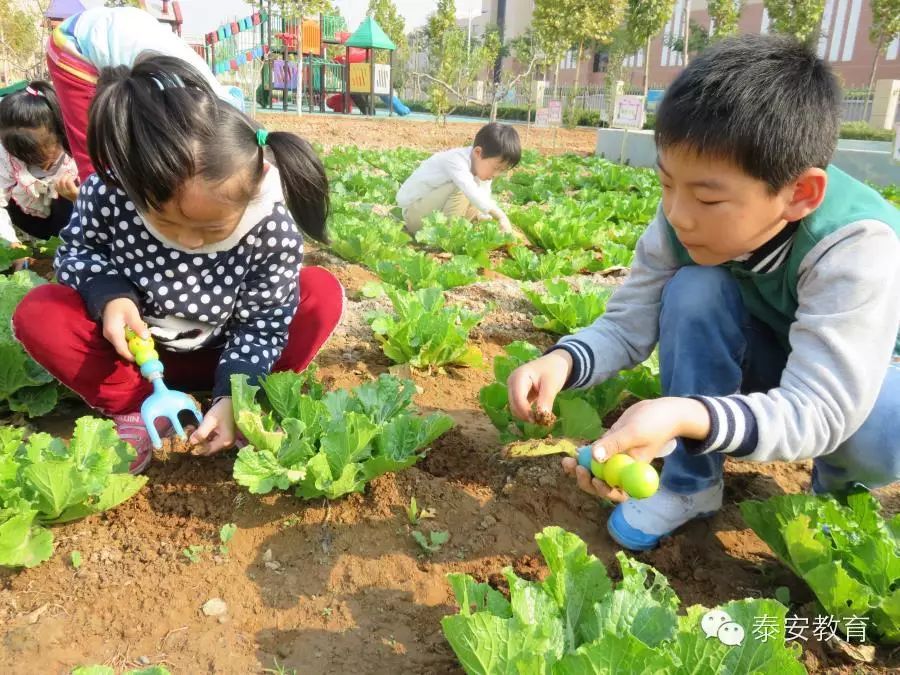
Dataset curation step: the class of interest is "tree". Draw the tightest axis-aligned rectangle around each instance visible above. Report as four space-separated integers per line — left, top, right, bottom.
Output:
105 0 141 7
762 0 826 47
623 0 675 96
707 0 742 40
864 0 900 121
531 0 573 97
368 0 409 86
534 0 626 123
426 0 459 120
0 0 49 83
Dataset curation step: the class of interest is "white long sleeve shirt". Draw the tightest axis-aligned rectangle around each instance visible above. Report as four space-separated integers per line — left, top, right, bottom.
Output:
396 147 498 214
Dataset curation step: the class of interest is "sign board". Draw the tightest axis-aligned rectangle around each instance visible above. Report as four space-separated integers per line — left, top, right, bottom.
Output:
535 107 549 128
646 89 665 113
349 62 370 93
894 123 900 165
548 100 563 125
612 95 646 129
373 64 391 95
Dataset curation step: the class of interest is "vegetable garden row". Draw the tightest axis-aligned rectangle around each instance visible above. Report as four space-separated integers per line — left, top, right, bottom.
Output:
1 146 899 673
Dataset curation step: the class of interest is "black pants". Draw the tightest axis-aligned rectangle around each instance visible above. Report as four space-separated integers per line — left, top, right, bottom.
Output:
5 197 72 240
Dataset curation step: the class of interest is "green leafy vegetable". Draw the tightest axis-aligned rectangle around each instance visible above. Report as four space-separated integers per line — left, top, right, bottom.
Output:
0 417 146 568
412 529 450 554
375 249 480 291
741 490 900 644
415 212 514 266
479 342 630 444
442 526 806 674
495 248 602 282
182 545 204 564
0 271 63 417
328 212 411 264
523 280 612 334
367 287 487 369
232 368 454 500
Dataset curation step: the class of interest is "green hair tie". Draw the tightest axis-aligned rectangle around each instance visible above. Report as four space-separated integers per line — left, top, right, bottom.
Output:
256 128 269 147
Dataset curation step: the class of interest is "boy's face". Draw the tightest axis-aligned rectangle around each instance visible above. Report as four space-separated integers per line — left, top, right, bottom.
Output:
657 147 800 266
471 146 509 181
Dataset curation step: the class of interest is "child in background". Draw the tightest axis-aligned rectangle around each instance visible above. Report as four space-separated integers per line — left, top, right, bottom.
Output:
507 35 900 551
46 5 243 181
0 82 79 246
397 122 520 234
13 54 343 474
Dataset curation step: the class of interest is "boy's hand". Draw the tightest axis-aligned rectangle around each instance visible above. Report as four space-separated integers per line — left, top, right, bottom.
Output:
102 297 148 361
561 397 710 502
55 175 80 202
190 397 236 455
489 208 514 233
508 350 573 422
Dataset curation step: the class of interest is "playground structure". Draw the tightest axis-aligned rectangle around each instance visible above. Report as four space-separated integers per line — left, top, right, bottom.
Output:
204 4 410 117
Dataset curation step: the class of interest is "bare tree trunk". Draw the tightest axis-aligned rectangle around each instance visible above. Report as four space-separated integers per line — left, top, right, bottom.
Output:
862 36 885 123
642 36 651 97
553 62 560 98
569 42 584 125
682 0 692 66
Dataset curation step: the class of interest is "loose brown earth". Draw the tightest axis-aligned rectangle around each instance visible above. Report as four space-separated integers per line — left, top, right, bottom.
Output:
2 115 898 675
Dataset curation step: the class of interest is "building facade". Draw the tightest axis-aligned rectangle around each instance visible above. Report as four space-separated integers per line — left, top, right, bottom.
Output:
476 0 900 89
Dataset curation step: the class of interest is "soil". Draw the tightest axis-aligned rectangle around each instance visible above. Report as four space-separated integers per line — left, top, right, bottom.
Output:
257 113 601 155
2 116 898 675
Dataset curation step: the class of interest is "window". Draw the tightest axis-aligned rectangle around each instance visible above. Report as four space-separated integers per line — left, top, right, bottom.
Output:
562 49 577 70
592 51 608 73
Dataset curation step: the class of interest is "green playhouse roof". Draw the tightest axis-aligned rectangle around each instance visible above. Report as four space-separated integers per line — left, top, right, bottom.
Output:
345 17 396 51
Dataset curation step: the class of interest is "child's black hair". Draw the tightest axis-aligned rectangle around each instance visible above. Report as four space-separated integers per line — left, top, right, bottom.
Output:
655 34 842 192
474 122 521 168
0 81 71 167
87 52 329 242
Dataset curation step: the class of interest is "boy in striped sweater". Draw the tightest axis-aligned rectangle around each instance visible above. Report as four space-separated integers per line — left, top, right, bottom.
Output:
507 34 900 551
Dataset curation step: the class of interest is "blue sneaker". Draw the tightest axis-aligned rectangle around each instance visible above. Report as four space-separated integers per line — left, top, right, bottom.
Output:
607 482 724 551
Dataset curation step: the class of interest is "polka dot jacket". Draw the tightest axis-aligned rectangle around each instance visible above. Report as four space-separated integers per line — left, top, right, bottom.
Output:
54 171 303 398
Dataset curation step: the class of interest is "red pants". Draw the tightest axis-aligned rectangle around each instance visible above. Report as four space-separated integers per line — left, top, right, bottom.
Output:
13 267 344 415
46 53 97 182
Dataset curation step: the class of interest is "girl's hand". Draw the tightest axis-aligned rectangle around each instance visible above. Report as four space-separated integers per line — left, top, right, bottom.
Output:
55 175 80 202
102 298 148 361
507 350 573 422
561 397 710 502
190 397 236 455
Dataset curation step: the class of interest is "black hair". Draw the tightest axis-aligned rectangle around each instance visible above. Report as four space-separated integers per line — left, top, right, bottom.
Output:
655 34 842 192
474 122 521 167
0 81 71 167
88 52 328 242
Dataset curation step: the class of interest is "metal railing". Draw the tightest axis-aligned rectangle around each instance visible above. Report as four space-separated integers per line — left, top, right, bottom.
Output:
399 82 899 126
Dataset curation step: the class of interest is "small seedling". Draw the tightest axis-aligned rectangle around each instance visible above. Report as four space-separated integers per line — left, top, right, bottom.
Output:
320 606 333 618
182 545 205 564
262 659 298 675
219 523 237 556
70 551 82 569
405 496 436 525
412 530 449 554
406 496 420 524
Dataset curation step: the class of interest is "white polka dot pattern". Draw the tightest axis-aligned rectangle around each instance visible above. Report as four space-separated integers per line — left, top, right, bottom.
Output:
54 174 304 396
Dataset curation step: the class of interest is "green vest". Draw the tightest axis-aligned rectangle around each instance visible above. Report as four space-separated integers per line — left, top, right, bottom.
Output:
665 166 900 353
